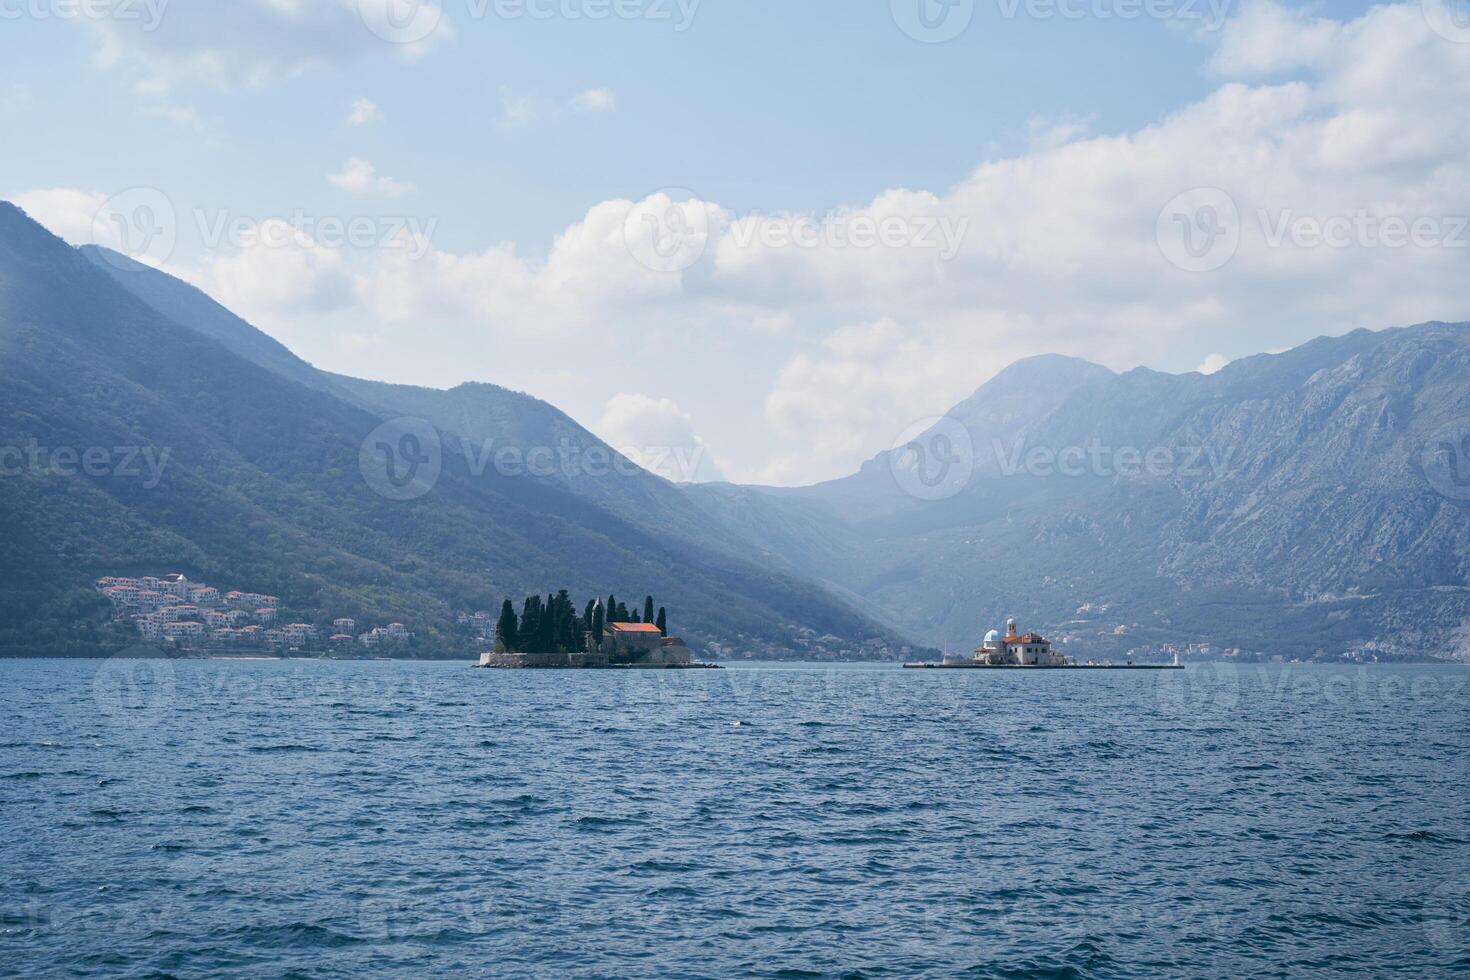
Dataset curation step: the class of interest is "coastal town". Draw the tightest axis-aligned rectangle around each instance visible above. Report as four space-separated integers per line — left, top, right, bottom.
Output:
95 574 412 655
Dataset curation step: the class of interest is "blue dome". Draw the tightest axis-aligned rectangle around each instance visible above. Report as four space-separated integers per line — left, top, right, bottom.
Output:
984 629 1002 643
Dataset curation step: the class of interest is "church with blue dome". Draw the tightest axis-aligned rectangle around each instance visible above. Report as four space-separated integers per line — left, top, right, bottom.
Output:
944 617 1069 667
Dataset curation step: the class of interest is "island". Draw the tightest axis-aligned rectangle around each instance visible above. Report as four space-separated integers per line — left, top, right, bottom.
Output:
904 617 1184 670
477 592 720 669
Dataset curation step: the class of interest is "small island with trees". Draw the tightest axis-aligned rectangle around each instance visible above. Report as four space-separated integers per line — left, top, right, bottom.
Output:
477 592 719 669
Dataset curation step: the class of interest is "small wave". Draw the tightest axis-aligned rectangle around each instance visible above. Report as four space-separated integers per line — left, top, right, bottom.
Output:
246 744 320 754
228 922 362 950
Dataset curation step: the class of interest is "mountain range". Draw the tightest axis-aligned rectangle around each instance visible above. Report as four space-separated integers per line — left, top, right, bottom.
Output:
686 327 1470 660
2 198 1467 660
0 202 907 658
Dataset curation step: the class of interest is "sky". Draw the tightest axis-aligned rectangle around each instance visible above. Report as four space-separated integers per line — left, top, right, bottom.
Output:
2 0 1468 486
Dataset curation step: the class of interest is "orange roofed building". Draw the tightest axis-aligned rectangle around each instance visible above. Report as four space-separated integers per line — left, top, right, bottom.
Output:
946 616 1070 667
603 622 667 657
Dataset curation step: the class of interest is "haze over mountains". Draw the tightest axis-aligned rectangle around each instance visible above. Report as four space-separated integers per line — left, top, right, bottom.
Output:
688 327 1470 659
3 199 1468 660
0 202 904 658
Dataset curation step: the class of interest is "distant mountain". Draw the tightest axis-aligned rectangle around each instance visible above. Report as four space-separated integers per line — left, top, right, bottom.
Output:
0 202 907 658
685 324 1470 661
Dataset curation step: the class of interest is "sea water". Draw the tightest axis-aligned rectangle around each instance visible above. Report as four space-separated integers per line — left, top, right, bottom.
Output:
2 658 1467 978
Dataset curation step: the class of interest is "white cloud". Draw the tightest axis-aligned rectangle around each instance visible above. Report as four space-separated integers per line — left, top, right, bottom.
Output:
498 86 539 127
9 188 107 245
347 97 381 126
173 218 356 346
595 394 724 483
572 88 616 112
78 0 451 91
327 158 414 196
1196 353 1230 375
1208 0 1339 77
23 2 1470 487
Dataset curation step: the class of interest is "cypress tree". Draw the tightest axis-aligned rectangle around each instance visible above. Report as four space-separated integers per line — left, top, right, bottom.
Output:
655 607 667 636
520 596 540 651
496 599 519 652
591 601 605 651
606 595 617 623
539 595 555 651
643 595 655 624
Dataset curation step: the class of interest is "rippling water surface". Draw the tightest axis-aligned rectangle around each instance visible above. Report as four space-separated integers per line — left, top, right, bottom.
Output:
2 658 1468 978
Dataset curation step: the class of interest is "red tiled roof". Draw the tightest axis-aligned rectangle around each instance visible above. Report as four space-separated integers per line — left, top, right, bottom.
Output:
608 622 662 634
1005 632 1048 644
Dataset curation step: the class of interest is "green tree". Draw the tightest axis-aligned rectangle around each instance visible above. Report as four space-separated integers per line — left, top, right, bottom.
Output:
643 595 655 624
496 599 519 652
520 596 542 652
591 600 605 651
655 607 667 636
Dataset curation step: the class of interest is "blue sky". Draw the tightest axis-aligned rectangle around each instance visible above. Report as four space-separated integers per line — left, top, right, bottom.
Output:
2 0 1464 484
